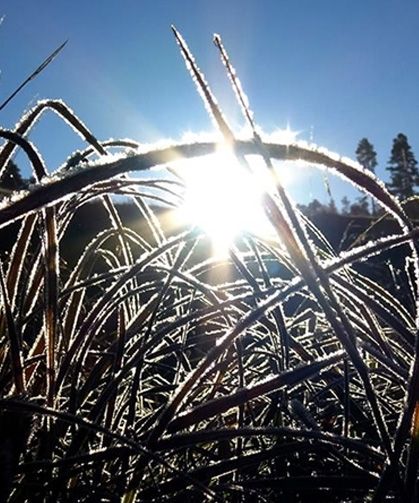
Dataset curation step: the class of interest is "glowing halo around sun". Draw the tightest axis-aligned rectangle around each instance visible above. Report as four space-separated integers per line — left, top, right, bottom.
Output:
173 128 301 255
175 147 272 255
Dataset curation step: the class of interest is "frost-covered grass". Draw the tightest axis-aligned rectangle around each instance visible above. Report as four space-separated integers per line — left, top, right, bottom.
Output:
0 28 419 502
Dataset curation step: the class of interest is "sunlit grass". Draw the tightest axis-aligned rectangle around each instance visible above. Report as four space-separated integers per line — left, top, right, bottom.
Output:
0 28 418 503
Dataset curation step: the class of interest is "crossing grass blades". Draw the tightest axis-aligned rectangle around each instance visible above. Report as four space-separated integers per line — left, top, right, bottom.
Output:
0 27 419 502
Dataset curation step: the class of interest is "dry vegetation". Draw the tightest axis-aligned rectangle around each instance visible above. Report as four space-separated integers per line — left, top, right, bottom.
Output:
0 28 419 502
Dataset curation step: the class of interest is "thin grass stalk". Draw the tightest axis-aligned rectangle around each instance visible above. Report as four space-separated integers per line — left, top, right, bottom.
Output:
5 214 37 309
100 195 138 316
171 26 234 143
0 260 25 395
344 358 350 440
0 214 37 383
64 139 140 168
0 130 47 181
132 195 166 250
104 312 126 432
397 338 419 502
0 41 67 114
247 237 289 371
405 401 419 502
43 206 59 407
228 244 281 460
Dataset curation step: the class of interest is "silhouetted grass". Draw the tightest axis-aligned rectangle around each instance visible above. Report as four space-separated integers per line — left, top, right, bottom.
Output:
0 28 418 502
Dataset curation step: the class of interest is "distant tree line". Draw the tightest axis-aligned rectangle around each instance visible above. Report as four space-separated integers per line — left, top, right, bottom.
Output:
299 133 418 218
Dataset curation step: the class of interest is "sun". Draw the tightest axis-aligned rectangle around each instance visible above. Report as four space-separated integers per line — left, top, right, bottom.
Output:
175 147 272 254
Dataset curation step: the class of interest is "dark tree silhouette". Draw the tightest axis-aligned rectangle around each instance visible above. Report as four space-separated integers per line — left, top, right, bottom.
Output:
386 133 418 200
356 138 377 173
350 195 370 216
298 198 330 217
341 196 350 215
356 138 377 213
0 160 25 194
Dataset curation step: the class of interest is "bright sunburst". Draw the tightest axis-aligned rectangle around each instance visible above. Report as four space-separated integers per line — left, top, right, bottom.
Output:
174 129 301 254
176 147 271 254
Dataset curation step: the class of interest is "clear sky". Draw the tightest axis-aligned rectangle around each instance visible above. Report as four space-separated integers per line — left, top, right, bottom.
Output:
1 1 418 206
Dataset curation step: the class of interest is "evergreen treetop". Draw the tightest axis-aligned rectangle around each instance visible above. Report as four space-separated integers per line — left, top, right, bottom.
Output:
0 160 25 194
356 138 377 173
356 137 378 214
386 133 418 200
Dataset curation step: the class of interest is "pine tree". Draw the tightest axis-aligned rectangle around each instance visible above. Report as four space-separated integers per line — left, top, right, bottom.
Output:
0 160 25 195
356 138 377 173
386 133 418 200
341 196 350 215
350 195 370 216
356 138 377 213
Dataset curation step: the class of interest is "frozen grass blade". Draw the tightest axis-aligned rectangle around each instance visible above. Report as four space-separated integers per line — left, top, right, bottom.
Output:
0 260 25 395
5 214 37 309
1 28 419 501
213 34 256 132
172 26 234 143
43 206 59 407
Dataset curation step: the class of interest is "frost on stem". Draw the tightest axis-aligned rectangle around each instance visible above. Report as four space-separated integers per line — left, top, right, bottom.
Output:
172 25 234 143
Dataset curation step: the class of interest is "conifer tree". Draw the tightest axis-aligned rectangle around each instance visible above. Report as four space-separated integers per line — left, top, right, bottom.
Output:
387 133 418 200
341 196 350 215
350 196 370 216
356 138 377 213
356 138 377 173
0 160 25 194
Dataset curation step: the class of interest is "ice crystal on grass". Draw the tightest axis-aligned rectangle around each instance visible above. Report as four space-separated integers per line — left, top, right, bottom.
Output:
0 188 30 210
0 27 418 503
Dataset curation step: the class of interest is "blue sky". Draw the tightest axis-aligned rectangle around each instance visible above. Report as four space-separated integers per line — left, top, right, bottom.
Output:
1 1 418 206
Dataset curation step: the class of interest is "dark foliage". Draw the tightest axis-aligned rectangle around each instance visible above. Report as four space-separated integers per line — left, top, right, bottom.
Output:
387 133 418 200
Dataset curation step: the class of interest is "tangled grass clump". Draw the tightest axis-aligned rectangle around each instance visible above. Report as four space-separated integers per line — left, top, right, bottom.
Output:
1 27 419 502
